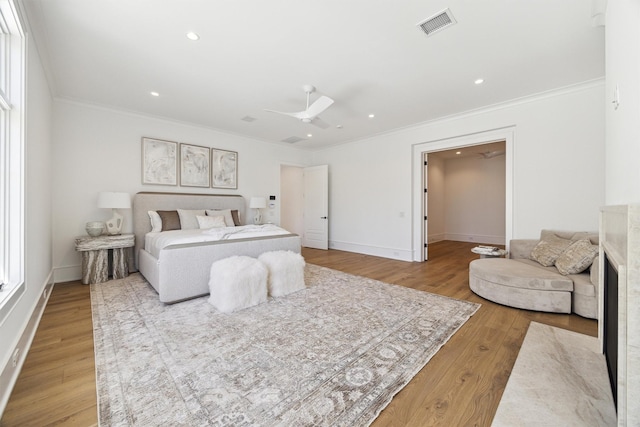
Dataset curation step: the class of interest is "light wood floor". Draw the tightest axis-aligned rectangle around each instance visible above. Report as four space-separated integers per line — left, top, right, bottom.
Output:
1 241 597 426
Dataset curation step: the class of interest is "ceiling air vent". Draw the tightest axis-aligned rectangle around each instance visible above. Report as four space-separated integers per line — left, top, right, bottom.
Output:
282 136 305 144
417 8 456 37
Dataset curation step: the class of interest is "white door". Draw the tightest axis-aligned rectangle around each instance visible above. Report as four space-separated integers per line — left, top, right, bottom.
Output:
303 165 328 249
424 154 429 260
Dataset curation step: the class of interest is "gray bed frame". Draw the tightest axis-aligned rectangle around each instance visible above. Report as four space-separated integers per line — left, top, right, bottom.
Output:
133 192 301 303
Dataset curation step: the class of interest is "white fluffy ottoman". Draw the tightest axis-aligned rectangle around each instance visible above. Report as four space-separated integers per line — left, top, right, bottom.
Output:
208 255 268 313
258 250 306 297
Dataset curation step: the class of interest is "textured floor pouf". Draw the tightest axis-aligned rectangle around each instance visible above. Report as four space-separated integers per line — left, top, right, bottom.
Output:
208 255 268 313
258 250 306 297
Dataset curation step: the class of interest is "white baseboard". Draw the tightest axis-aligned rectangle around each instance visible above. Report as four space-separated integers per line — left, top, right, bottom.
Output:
428 233 446 243
53 265 81 283
0 271 54 417
328 240 413 262
445 233 505 245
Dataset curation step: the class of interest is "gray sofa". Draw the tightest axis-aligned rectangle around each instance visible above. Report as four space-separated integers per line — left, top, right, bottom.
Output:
469 230 598 319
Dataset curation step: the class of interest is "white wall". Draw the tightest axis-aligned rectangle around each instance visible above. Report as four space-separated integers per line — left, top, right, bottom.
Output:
0 39 53 414
51 101 309 282
443 154 505 245
605 0 640 204
280 165 304 237
312 81 605 261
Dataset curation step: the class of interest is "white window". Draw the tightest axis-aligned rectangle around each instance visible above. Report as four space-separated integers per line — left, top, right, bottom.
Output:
0 0 25 322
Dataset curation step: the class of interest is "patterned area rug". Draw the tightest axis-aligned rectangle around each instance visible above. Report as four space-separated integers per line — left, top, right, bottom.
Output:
91 264 479 426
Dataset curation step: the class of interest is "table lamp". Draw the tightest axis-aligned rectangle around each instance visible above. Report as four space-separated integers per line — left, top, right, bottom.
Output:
250 197 267 225
97 192 131 235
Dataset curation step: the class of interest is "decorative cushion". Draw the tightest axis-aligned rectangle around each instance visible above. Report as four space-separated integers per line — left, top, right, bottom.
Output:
177 209 206 230
157 210 180 231
206 209 235 227
208 256 268 313
258 250 306 297
196 214 226 229
231 209 241 226
530 233 573 267
148 210 162 232
555 239 599 275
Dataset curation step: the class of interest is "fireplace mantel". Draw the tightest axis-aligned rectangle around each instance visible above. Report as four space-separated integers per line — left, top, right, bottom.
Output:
599 205 640 426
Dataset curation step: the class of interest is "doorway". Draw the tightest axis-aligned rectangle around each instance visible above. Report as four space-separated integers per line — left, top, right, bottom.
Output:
412 127 514 261
424 141 506 259
280 164 329 249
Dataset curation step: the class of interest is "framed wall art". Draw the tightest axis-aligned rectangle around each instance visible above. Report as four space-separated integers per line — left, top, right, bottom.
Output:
142 137 178 186
211 148 238 189
180 143 210 187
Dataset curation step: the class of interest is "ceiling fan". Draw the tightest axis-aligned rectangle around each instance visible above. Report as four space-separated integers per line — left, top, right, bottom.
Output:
265 85 334 129
479 150 505 159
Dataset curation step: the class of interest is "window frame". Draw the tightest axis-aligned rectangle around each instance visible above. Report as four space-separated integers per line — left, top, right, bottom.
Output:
0 0 26 324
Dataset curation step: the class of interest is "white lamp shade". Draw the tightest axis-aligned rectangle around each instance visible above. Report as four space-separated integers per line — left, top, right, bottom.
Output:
97 192 131 209
249 197 267 209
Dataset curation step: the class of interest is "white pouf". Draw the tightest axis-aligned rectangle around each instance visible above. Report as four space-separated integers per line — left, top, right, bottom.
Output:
208 255 268 313
258 250 306 297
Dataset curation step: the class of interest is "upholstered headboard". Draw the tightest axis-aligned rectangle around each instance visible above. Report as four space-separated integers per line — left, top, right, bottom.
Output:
132 192 246 269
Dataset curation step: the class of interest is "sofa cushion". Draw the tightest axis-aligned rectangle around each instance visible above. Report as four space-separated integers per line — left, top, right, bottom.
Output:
555 238 599 275
571 273 597 297
530 233 573 267
469 258 573 292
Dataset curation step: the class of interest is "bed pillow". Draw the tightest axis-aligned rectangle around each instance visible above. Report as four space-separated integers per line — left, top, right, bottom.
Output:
231 209 241 226
205 209 235 227
555 239 599 275
148 210 162 232
196 215 226 229
530 233 573 267
157 210 181 231
178 209 206 230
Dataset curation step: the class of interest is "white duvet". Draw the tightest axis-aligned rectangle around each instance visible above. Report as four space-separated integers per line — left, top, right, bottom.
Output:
144 224 292 259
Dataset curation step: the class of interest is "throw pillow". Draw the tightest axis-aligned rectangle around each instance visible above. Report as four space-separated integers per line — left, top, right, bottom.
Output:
530 233 573 267
205 209 235 227
177 209 206 230
196 215 226 229
147 210 162 232
157 210 181 231
231 209 241 226
555 239 599 275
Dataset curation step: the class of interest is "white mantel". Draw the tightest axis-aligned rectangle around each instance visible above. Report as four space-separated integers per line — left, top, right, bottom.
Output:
599 205 640 426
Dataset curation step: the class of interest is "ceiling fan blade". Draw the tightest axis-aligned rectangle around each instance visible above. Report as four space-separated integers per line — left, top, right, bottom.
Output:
264 109 307 119
305 96 334 118
310 117 331 129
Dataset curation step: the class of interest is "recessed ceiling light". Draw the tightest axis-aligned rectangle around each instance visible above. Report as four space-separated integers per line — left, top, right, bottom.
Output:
336 125 343 129
456 151 461 155
368 114 375 118
474 78 484 85
307 134 313 138
150 91 160 97
186 32 200 41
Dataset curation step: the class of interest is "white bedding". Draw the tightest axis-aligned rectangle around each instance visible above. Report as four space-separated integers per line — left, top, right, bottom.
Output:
145 224 292 259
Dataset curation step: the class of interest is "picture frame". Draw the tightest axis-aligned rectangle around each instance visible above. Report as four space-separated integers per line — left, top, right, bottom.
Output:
142 137 178 186
180 143 210 187
210 148 238 189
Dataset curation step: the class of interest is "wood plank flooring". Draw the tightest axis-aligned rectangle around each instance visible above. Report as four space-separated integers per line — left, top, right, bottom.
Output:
1 241 597 426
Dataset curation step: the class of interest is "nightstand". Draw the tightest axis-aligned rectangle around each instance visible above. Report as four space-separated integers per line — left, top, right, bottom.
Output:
75 234 135 284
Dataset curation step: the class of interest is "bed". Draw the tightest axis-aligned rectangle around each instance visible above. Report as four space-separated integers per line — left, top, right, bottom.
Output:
133 192 301 303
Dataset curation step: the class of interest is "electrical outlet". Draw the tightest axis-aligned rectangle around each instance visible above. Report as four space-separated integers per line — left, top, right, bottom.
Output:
12 348 20 368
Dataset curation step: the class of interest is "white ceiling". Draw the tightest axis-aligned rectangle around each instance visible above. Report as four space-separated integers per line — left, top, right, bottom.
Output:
22 0 604 150
428 141 506 160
